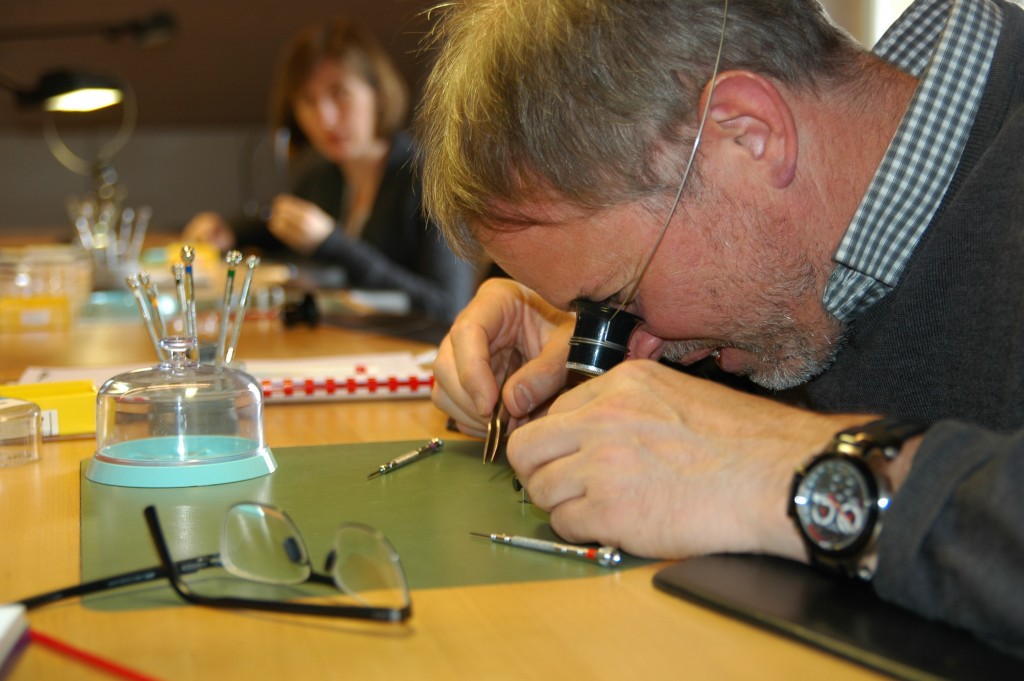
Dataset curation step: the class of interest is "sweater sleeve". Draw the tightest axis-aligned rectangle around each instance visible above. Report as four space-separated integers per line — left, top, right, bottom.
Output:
311 224 476 325
873 421 1024 657
230 215 285 253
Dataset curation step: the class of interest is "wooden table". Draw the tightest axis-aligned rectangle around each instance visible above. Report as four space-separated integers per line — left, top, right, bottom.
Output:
0 317 886 681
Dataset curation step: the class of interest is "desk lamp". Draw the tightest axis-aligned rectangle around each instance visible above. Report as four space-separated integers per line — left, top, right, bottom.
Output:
0 69 123 113
0 10 177 209
0 67 134 224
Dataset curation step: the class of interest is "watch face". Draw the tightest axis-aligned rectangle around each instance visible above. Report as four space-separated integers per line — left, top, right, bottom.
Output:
794 457 875 554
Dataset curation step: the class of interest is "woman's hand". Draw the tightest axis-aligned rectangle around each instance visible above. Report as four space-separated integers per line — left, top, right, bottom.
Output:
267 194 335 254
182 212 236 251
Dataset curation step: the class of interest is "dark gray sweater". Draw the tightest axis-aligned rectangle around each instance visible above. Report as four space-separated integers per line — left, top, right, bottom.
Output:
234 133 476 324
781 0 1024 657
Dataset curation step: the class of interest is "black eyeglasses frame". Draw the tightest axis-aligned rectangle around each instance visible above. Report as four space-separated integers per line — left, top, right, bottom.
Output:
143 505 412 623
16 505 412 624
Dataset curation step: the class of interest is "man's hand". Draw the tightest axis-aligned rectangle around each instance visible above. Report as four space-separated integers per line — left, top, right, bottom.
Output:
508 359 872 561
431 278 576 437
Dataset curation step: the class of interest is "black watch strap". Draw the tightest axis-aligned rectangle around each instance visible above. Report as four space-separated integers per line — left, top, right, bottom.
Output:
832 417 928 458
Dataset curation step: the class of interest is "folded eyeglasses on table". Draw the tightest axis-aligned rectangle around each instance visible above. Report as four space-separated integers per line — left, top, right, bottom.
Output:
15 502 412 623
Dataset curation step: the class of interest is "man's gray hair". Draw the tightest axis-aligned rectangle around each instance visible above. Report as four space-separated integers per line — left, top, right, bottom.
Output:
414 0 866 258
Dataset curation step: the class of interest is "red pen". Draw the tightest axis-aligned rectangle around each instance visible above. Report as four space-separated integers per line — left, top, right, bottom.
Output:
29 628 164 681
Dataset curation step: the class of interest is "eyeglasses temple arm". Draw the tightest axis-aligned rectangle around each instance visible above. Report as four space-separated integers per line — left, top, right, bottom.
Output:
143 505 200 606
17 551 221 610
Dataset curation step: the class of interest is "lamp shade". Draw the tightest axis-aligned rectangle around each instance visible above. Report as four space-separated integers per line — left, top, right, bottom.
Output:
15 70 124 112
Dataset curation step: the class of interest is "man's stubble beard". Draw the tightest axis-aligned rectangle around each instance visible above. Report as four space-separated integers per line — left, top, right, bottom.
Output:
659 220 848 391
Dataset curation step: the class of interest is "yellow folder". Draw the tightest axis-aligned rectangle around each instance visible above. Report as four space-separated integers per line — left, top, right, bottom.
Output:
0 380 96 438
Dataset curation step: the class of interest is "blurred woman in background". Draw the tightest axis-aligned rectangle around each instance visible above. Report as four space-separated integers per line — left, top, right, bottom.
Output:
183 18 475 324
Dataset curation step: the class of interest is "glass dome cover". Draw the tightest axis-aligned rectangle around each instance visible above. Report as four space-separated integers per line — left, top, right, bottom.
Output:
87 336 276 487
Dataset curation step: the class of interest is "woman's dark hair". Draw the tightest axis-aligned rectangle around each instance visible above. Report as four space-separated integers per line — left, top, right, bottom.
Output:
271 18 409 151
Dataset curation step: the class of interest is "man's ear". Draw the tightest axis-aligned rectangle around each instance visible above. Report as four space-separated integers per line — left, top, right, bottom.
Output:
698 70 798 189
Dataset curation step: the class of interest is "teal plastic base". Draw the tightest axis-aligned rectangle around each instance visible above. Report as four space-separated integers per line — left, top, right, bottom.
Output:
86 436 277 488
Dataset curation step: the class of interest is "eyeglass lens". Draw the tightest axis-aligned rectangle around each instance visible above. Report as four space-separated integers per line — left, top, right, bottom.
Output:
329 524 409 609
564 3 730 383
220 503 311 585
218 502 409 610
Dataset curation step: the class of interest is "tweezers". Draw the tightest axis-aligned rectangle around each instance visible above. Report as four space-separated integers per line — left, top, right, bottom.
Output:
483 351 520 463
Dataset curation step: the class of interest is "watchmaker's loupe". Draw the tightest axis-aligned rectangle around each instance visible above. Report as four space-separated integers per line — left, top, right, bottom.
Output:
566 300 644 382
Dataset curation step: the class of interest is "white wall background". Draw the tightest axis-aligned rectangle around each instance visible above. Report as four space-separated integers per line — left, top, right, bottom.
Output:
0 127 261 233
872 0 917 43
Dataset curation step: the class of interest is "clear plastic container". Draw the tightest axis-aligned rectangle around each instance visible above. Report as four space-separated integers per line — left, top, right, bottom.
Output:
0 244 93 332
0 397 42 466
87 336 276 487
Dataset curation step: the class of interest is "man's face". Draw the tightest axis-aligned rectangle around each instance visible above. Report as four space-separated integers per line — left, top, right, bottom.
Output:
481 189 845 390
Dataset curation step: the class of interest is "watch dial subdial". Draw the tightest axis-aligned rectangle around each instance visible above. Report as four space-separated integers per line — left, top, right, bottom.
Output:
795 458 871 552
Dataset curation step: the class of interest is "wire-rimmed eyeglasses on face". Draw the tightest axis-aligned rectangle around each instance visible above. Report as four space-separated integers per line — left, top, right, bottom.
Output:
564 1 730 383
17 502 412 623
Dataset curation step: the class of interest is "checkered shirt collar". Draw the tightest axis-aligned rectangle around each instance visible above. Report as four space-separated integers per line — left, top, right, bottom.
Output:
822 0 1003 322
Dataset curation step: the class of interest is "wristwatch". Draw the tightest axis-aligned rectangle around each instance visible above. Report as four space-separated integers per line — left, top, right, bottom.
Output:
788 417 927 580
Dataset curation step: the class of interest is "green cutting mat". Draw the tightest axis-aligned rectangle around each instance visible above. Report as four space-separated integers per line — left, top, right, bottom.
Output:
80 439 649 610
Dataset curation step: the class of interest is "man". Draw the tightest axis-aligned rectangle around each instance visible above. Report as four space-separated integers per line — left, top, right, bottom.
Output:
414 0 1024 656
